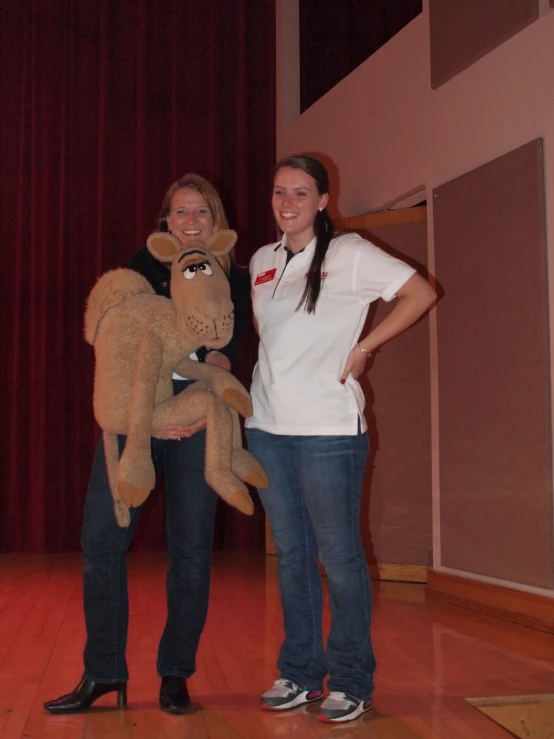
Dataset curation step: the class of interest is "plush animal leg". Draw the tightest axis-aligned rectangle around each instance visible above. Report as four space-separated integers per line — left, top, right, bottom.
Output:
103 431 131 527
117 332 162 509
173 359 253 418
153 387 254 515
229 409 269 488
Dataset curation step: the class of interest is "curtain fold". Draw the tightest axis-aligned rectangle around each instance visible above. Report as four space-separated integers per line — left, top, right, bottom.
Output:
0 0 275 553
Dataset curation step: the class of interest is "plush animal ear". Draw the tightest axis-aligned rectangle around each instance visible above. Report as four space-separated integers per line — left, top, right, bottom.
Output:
147 232 183 262
207 230 238 256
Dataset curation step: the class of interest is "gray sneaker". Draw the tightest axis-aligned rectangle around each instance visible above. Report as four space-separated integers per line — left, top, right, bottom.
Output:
317 691 372 722
260 679 323 711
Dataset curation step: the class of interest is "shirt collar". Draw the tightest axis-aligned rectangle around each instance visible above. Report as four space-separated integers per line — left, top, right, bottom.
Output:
280 233 316 260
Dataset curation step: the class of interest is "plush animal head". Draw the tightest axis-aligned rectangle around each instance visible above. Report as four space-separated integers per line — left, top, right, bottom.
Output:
146 230 237 350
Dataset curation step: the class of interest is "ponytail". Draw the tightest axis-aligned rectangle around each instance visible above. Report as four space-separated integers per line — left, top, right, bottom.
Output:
297 208 335 313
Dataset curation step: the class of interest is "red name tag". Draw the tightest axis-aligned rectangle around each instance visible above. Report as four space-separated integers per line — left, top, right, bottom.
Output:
254 268 277 285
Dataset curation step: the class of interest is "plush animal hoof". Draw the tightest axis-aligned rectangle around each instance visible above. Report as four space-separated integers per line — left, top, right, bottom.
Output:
221 388 253 418
118 481 151 508
242 467 270 489
226 491 254 515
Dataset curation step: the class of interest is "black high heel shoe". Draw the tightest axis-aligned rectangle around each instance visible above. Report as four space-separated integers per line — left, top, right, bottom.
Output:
43 678 127 713
159 675 190 714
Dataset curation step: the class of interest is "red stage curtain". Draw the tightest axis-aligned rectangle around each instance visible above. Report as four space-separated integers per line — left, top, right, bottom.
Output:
0 0 275 553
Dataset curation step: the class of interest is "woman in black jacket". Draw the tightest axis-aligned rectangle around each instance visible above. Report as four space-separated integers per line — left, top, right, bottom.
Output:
44 174 251 715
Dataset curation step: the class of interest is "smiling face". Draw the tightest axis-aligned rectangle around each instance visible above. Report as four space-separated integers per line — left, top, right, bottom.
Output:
272 166 329 251
166 187 214 246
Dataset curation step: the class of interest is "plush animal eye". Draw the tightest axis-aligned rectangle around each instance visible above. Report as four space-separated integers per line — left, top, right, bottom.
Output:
182 260 213 279
183 265 198 280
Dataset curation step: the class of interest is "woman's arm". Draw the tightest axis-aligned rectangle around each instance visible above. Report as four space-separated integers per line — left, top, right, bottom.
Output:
340 273 437 382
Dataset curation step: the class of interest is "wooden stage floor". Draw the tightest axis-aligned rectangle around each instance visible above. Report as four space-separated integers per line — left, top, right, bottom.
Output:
1 551 554 738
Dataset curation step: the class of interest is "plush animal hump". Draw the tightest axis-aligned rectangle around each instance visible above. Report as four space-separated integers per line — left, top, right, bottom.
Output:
84 268 154 345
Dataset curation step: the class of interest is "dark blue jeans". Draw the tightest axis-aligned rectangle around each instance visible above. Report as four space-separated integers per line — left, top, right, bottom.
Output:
246 428 375 702
81 380 218 683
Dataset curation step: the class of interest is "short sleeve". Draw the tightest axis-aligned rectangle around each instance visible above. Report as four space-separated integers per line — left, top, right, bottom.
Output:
352 235 416 303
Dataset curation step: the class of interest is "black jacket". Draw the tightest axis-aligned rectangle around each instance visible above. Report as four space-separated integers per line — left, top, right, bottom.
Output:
129 245 251 373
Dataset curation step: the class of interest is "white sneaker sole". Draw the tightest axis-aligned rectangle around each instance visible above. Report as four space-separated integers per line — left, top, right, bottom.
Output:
261 690 323 712
317 699 372 723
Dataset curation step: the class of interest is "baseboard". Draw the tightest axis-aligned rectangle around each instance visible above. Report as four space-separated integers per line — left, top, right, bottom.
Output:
369 562 428 583
426 570 554 634
266 532 427 585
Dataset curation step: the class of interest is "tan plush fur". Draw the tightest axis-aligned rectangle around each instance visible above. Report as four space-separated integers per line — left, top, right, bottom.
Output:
84 230 268 527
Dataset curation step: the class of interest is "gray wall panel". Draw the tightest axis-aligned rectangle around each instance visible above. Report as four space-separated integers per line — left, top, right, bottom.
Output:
430 0 539 89
358 222 432 566
435 139 553 587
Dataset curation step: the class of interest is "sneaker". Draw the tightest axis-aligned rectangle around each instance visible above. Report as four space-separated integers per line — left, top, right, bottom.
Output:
260 679 323 711
317 691 372 723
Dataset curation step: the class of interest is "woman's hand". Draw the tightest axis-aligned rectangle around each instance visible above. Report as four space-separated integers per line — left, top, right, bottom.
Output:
340 273 436 383
205 350 231 371
340 345 370 384
153 419 207 440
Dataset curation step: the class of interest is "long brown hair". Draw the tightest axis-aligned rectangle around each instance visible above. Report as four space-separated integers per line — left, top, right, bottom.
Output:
158 173 233 274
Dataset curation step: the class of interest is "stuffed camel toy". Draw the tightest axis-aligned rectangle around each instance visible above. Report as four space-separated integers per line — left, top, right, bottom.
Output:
84 229 268 527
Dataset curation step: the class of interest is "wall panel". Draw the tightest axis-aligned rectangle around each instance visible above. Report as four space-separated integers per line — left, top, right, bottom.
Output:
429 0 538 89
359 222 432 566
435 139 553 588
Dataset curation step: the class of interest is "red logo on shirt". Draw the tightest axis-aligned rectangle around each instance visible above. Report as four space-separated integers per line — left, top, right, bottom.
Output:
254 268 277 285
304 271 328 280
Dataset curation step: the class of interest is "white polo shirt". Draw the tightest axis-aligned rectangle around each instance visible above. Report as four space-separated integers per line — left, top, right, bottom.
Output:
245 232 416 435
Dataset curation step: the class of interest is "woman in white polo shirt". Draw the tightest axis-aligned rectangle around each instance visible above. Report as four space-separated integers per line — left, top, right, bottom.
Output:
245 155 436 724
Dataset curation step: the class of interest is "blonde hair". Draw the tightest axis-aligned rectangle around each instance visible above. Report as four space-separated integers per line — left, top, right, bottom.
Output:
158 173 233 274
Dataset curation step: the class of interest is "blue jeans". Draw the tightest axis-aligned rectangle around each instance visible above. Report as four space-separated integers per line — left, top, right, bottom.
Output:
246 428 375 701
81 380 218 683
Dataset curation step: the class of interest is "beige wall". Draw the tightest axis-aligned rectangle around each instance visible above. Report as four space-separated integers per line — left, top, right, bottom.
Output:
276 0 554 597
